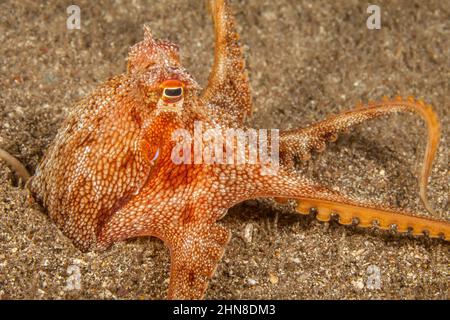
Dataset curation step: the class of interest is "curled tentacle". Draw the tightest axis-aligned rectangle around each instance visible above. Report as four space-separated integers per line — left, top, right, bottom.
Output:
279 97 441 214
0 148 30 182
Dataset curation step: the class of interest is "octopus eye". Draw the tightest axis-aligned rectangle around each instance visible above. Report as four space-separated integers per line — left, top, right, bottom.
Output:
161 80 184 103
163 87 183 98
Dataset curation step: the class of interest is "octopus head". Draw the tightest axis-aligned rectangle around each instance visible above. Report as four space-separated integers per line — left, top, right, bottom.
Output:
127 26 200 117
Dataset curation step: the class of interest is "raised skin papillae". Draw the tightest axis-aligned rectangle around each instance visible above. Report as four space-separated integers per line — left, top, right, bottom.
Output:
0 0 448 300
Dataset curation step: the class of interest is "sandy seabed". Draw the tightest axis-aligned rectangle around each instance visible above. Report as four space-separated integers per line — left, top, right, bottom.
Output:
0 0 448 299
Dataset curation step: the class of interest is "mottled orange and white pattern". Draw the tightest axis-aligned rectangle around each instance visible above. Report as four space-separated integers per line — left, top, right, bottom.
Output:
1 0 445 299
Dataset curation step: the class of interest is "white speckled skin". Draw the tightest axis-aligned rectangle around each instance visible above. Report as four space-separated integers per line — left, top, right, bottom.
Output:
28 0 449 299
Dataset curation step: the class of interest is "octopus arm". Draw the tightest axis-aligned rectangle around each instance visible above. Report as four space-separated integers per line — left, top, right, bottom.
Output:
201 0 252 125
166 223 231 299
279 97 441 215
293 184 450 240
255 173 449 241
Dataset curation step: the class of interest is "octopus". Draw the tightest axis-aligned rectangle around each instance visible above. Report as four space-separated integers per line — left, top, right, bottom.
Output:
0 0 448 299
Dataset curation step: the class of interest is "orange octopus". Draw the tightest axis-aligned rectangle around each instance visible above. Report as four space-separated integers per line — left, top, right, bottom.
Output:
0 0 449 299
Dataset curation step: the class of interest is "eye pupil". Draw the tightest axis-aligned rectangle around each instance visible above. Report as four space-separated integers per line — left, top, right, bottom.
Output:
164 87 183 97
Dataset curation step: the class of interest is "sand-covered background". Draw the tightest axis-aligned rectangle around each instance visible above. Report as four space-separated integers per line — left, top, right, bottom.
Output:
0 0 448 299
